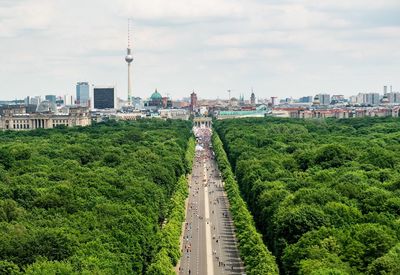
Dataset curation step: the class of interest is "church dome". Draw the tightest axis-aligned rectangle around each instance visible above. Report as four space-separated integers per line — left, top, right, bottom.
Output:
150 90 162 100
381 95 389 104
313 95 320 105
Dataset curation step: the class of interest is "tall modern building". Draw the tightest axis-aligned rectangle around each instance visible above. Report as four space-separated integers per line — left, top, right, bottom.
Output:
367 93 380 106
64 95 74 106
30 96 41 107
318 94 331 105
45 95 56 104
93 87 115 109
299 96 313 103
76 82 90 107
125 20 134 105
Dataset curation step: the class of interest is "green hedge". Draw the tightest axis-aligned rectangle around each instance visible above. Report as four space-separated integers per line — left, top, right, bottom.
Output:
212 132 279 275
146 138 195 274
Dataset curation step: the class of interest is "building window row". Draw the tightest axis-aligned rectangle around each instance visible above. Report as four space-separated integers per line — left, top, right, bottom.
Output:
53 119 68 124
53 123 69 128
13 124 30 129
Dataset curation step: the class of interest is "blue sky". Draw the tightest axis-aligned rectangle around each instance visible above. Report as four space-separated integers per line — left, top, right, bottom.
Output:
0 0 399 101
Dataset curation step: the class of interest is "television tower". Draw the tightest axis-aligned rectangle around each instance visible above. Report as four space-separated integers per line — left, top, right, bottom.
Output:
125 19 134 105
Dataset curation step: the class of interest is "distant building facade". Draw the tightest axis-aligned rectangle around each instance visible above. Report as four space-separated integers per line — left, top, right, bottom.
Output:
93 87 115 109
318 94 331 105
0 105 91 131
270 106 400 119
190 92 198 112
299 96 313 103
45 95 56 104
159 109 189 120
144 90 171 110
76 82 90 107
250 92 256 105
386 92 400 104
366 93 380 106
132 97 144 110
351 93 380 105
30 96 42 107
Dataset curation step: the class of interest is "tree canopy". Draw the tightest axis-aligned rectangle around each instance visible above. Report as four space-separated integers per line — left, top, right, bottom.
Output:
0 119 192 274
214 117 400 274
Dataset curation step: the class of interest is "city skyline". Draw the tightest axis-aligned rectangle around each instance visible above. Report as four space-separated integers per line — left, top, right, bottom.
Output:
1 0 400 100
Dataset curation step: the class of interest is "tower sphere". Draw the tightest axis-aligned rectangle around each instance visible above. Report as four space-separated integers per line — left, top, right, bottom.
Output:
125 55 133 63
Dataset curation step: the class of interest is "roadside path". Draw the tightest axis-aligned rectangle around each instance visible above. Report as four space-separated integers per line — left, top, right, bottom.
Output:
178 128 244 275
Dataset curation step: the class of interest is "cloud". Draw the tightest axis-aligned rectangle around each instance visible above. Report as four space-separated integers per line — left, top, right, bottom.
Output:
110 0 244 21
0 0 56 37
0 0 399 100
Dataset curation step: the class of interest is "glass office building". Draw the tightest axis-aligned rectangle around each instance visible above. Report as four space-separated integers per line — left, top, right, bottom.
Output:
93 87 115 109
76 82 90 106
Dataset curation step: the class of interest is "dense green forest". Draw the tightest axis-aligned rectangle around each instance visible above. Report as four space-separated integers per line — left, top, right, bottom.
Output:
214 117 400 274
0 120 192 274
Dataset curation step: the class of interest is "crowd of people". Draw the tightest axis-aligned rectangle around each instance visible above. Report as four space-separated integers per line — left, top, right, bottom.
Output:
179 127 241 274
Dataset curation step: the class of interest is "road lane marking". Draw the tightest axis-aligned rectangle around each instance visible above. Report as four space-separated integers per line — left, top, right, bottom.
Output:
204 163 214 275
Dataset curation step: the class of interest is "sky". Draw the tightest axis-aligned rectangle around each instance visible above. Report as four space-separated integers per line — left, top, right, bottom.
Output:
1 0 400 101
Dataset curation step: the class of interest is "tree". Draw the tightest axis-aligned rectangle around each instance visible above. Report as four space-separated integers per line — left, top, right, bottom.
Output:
0 261 20 275
367 243 400 274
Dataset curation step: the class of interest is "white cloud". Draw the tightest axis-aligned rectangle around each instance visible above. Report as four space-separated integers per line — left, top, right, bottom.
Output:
0 0 399 100
108 0 244 21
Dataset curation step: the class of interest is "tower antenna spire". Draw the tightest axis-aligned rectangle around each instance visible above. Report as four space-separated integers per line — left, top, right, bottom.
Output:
128 19 131 49
125 19 134 105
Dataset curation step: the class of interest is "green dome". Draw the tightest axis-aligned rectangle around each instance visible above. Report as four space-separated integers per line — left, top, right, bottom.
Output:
150 90 162 100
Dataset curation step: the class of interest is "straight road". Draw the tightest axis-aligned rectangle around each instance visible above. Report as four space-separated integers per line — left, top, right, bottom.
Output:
178 127 244 275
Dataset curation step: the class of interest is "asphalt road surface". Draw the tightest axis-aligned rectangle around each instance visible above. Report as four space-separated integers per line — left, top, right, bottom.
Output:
178 128 244 275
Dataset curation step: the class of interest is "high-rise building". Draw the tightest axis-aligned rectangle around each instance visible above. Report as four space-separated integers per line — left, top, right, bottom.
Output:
394 92 400 103
364 93 380 106
24 96 30 106
299 96 313 103
93 87 115 109
30 96 42 107
384 86 388 95
45 95 56 104
76 82 90 107
190 92 197 111
318 94 331 105
349 95 357 104
352 93 380 105
64 95 74 106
